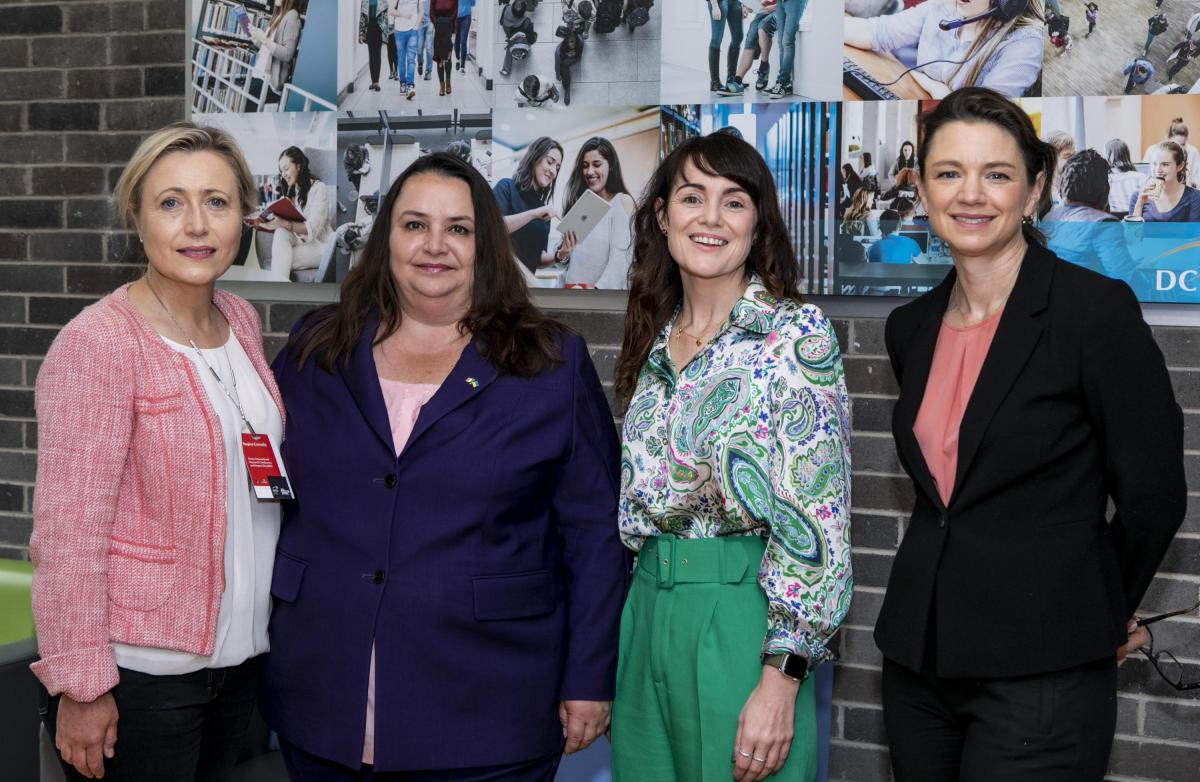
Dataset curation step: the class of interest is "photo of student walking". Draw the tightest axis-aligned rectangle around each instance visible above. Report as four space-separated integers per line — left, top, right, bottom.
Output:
491 106 657 287
333 112 494 283
1041 0 1200 96
1037 94 1200 303
191 0 338 112
337 0 495 114
842 0 1043 101
189 112 339 283
493 0 660 109
660 0 842 104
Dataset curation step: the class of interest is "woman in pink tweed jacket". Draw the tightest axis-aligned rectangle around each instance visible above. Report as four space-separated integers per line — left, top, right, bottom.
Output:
30 123 285 782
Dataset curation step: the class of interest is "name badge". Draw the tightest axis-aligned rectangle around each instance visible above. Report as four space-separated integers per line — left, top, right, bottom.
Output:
240 433 295 500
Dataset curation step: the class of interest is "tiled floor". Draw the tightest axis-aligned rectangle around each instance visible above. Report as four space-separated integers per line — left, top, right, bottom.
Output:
1042 0 1200 96
492 0 662 108
339 51 493 114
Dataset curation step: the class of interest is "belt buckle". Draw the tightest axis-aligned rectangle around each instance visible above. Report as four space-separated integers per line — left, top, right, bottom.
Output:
656 534 675 588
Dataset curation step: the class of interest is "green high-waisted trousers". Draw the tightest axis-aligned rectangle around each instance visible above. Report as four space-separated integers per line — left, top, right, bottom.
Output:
611 534 817 782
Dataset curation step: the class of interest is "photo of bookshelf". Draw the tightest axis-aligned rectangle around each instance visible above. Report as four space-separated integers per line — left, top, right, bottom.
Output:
190 0 337 113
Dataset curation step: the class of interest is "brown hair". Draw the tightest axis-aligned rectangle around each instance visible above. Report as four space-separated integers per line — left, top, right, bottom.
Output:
1151 140 1188 183
613 134 801 409
267 0 299 34
916 86 1057 241
1167 117 1190 141
287 153 566 377
113 121 257 230
949 0 1044 91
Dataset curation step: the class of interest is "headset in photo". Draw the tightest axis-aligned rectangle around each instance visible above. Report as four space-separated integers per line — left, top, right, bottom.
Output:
939 0 1030 32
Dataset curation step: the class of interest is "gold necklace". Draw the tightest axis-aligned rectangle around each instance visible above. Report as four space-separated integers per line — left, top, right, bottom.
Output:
673 324 706 348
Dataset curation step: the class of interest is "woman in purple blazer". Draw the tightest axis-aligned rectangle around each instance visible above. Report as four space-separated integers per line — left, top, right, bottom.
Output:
263 153 627 780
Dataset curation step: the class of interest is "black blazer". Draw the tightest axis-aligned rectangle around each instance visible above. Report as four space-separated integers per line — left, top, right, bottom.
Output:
875 243 1186 678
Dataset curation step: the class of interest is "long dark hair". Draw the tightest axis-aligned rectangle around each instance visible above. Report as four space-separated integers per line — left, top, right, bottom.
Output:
278 146 317 208
1105 138 1136 173
512 136 563 206
916 87 1056 240
897 140 916 168
614 134 800 409
562 137 630 215
287 153 566 377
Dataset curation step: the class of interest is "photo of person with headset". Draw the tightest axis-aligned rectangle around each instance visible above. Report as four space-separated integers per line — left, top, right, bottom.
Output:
844 0 1044 98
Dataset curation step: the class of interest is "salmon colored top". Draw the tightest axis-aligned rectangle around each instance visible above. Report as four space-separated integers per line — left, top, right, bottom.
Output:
912 308 1004 507
363 379 439 764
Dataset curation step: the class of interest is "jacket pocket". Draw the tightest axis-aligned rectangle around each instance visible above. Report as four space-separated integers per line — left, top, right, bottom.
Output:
271 550 307 603
108 538 177 612
133 393 185 415
472 569 556 621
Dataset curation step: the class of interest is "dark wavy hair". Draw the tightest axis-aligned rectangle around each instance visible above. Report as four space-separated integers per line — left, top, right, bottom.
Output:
1057 148 1110 210
563 137 630 215
278 146 317 208
916 87 1057 240
286 153 566 377
512 136 563 206
614 133 800 409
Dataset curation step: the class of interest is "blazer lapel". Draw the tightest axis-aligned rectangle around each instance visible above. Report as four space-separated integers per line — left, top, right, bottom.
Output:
949 245 1053 507
402 340 498 457
893 272 956 511
339 317 397 455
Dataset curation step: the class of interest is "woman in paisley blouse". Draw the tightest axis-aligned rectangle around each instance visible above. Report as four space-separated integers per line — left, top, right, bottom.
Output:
610 133 853 782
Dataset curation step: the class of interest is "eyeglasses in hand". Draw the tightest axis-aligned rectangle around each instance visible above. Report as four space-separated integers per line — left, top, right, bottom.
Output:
1134 601 1200 692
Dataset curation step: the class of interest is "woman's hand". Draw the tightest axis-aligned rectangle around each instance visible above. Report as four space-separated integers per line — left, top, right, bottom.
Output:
555 230 578 262
909 69 951 99
558 700 611 755
535 204 559 222
1118 618 1149 664
57 692 118 779
732 667 799 781
711 1 722 22
248 26 267 44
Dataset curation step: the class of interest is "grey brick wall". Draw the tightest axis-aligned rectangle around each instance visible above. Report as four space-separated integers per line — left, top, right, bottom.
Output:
0 2 1197 779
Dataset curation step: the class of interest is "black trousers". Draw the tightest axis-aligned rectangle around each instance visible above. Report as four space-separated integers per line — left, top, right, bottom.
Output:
882 656 1117 782
280 739 562 781
42 656 261 782
366 22 384 83
386 31 398 75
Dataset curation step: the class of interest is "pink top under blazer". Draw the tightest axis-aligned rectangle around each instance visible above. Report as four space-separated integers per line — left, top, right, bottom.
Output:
29 284 285 703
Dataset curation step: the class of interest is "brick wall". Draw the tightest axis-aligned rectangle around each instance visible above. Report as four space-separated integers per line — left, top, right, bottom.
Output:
0 2 1197 779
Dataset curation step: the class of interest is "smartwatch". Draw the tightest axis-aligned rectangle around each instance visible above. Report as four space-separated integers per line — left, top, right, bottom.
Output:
761 652 809 683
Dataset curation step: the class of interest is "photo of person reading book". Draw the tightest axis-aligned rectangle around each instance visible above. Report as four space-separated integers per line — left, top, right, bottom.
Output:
257 146 331 281
844 0 1044 98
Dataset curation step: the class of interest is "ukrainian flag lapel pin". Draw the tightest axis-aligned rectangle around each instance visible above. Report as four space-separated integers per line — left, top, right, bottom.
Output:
465 376 478 389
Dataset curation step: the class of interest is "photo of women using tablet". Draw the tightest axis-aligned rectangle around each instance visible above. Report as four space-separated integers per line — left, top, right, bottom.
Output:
560 137 636 289
844 0 1044 99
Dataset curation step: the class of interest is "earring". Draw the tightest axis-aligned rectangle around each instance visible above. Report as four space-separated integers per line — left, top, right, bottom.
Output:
1022 213 1034 225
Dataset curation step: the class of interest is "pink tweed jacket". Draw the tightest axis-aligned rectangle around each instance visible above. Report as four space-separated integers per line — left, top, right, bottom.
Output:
29 284 285 703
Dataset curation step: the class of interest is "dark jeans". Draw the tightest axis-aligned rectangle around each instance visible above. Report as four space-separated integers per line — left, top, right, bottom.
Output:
366 22 383 84
280 739 562 781
455 14 472 64
42 656 261 782
882 656 1118 782
555 43 581 99
709 0 743 50
387 31 398 75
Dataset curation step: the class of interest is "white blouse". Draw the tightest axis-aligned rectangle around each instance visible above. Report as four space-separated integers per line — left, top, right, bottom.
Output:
112 333 283 675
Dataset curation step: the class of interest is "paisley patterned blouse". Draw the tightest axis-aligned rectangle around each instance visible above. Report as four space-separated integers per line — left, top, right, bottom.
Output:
619 278 853 662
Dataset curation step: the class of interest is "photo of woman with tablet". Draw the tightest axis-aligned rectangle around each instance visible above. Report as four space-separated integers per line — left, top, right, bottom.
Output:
559 137 637 289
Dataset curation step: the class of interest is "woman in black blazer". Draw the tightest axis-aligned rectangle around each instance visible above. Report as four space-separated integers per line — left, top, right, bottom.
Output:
876 88 1186 781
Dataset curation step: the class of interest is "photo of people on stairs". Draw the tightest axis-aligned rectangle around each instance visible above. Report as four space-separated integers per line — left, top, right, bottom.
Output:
661 0 842 103
1042 0 1200 97
494 0 661 108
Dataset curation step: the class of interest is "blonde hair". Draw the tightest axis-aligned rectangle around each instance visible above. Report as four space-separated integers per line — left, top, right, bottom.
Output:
113 121 256 230
951 0 1045 91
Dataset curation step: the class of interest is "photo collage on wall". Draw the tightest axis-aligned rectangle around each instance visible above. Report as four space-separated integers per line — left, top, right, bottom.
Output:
188 0 1200 303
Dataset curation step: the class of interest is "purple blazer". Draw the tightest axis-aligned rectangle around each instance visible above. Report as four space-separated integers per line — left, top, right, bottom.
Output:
261 315 627 772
